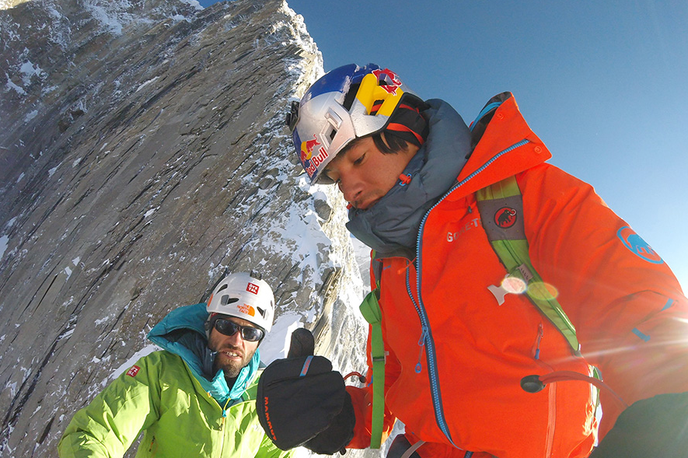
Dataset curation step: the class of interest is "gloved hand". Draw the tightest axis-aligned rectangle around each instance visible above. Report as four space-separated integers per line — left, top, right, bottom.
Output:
589 392 688 458
256 328 355 454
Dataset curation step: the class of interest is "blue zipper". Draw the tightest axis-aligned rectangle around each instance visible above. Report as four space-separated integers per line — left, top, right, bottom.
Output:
406 269 428 374
412 139 532 448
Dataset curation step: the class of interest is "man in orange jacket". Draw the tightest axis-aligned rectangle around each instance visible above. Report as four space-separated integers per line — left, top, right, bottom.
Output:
257 64 688 457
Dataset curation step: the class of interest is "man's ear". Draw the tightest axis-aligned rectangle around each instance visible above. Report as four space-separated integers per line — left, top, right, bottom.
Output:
205 313 218 339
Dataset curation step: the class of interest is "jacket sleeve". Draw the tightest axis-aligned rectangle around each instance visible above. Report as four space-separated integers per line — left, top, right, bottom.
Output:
588 392 688 457
256 432 295 458
58 355 161 458
518 164 688 437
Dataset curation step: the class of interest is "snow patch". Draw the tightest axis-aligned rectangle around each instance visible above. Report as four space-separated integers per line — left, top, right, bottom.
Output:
109 344 160 381
136 76 159 92
59 328 75 341
84 1 126 35
171 14 190 23
260 311 304 365
5 73 27 96
264 208 331 275
351 236 371 285
19 60 44 86
179 0 203 10
0 235 8 261
24 110 39 123
94 316 109 326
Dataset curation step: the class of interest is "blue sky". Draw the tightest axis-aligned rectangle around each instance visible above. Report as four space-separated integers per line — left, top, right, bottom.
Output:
200 0 688 290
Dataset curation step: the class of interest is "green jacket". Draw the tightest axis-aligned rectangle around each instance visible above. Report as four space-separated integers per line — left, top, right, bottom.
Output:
58 303 292 458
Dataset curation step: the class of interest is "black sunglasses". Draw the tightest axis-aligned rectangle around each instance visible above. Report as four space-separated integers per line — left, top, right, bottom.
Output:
214 318 264 342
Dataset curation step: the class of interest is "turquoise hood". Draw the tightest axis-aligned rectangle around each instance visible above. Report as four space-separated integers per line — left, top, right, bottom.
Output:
147 303 260 406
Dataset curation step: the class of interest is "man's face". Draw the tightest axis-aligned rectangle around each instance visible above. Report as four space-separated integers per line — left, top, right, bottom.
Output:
208 316 261 379
322 135 419 210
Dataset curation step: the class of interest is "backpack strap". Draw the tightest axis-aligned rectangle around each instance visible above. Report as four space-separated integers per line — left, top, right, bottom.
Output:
476 176 581 356
359 287 385 449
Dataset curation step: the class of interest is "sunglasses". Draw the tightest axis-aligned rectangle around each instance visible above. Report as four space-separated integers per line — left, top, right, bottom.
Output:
214 318 264 342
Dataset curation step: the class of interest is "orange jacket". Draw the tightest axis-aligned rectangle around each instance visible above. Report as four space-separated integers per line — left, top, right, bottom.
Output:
346 94 688 458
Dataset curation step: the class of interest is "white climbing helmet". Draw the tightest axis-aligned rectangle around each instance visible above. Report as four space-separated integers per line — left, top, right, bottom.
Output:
207 272 275 332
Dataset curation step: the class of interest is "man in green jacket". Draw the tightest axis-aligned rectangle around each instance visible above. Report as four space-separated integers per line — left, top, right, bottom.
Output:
58 272 293 458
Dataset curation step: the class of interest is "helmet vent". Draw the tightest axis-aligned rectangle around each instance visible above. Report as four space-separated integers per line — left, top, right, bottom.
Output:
221 295 239 306
256 307 266 318
325 109 342 130
342 83 360 110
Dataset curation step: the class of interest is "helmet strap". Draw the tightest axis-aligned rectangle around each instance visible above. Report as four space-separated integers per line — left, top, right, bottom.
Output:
384 103 428 148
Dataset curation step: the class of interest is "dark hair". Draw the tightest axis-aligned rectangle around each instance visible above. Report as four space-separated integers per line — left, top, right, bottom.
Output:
339 126 419 158
372 131 412 155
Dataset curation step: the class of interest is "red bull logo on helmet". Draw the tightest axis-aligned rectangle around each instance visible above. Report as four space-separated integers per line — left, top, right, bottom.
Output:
300 135 321 163
300 134 329 180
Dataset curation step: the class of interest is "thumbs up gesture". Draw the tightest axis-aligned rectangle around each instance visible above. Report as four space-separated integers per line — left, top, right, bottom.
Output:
256 328 355 454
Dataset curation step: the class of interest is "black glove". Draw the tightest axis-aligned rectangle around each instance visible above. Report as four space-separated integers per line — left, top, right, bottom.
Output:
287 327 315 358
303 390 355 454
589 392 688 457
256 328 355 454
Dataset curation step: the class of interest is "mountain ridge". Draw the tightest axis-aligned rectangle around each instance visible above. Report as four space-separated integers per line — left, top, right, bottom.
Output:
0 1 369 455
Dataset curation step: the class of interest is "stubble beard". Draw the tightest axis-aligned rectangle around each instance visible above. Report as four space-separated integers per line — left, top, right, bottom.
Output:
213 347 254 379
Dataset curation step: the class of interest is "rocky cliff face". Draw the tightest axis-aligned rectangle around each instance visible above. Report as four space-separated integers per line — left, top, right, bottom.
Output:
0 0 369 455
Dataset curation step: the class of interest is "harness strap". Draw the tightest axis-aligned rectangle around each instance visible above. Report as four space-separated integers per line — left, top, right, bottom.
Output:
400 439 425 458
475 176 581 355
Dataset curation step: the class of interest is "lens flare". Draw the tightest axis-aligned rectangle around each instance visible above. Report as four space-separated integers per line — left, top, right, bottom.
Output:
528 281 560 300
500 277 560 300
502 276 527 294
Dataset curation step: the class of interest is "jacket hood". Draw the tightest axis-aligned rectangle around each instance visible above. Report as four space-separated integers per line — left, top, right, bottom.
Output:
147 303 260 406
451 92 553 198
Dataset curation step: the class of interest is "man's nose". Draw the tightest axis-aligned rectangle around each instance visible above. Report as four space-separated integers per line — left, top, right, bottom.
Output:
226 329 244 345
338 178 361 204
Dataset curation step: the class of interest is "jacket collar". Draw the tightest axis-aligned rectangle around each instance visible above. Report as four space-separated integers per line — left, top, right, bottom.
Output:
345 93 551 256
346 98 473 257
